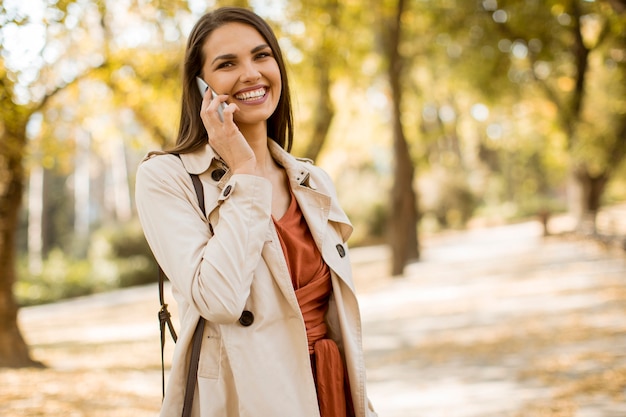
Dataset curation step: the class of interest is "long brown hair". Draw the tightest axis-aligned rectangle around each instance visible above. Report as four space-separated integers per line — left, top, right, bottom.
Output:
168 7 293 155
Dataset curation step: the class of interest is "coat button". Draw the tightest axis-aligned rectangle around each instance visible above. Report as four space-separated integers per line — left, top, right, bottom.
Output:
336 244 346 258
211 168 226 181
223 185 232 197
239 310 254 327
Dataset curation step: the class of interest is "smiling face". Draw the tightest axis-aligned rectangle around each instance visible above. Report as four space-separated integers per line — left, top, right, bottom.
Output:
200 22 282 132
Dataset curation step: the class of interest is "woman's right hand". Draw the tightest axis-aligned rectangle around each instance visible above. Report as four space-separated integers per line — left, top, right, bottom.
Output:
200 92 256 175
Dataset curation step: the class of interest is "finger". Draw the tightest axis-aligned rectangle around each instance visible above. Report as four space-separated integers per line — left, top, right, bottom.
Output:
200 90 213 115
201 104 219 123
200 87 212 109
204 94 229 121
222 102 239 122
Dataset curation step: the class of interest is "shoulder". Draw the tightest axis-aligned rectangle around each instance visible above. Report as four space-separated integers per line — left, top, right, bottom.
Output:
137 152 184 179
135 152 192 196
139 152 181 171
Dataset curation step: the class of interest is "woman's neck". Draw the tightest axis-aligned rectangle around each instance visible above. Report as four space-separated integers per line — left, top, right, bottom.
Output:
238 123 276 176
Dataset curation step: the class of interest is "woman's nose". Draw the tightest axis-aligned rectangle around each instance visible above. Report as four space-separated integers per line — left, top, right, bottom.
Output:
239 61 261 82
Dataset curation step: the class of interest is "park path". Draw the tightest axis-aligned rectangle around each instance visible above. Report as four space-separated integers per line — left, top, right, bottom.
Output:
358 220 626 417
2 217 626 416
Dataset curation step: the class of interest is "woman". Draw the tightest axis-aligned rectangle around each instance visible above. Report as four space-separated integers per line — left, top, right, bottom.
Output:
136 7 377 417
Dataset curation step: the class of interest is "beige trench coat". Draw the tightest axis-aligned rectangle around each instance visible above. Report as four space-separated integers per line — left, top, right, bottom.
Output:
136 140 377 417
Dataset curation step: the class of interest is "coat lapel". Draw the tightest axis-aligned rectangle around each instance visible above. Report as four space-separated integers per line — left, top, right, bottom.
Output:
293 185 356 294
292 185 330 255
270 143 356 295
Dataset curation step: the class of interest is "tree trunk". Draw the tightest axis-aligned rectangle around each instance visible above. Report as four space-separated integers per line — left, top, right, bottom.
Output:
389 114 420 275
303 57 334 161
385 0 420 276
573 166 608 235
0 132 42 368
303 0 339 162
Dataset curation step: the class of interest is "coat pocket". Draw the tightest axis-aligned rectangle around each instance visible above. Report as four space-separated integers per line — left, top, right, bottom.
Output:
198 330 222 379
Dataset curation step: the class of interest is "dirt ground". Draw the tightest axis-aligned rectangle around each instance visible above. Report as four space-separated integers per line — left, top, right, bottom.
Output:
2 216 626 417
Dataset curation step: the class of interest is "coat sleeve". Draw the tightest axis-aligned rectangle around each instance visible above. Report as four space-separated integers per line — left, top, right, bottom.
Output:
135 154 272 323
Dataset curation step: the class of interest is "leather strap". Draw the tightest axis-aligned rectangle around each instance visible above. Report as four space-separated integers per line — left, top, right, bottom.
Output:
182 316 205 417
181 173 207 416
190 172 206 215
158 267 177 398
157 170 207 417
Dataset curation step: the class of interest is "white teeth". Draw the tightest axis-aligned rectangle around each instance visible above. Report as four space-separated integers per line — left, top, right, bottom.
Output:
236 88 266 101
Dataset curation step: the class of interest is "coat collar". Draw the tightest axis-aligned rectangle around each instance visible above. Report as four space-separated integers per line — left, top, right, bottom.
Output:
179 143 222 175
178 141 315 188
267 141 314 188
178 140 352 241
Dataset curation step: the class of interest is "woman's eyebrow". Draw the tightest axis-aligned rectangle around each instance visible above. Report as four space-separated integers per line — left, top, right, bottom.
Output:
211 53 236 65
211 44 271 65
251 44 270 53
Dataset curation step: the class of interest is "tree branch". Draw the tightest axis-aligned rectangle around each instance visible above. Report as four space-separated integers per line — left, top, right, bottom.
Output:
34 62 106 113
605 0 626 13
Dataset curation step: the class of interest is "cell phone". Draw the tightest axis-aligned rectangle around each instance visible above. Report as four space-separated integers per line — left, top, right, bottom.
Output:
196 76 226 122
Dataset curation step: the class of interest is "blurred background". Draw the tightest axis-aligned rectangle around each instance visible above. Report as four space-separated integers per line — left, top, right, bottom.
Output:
0 0 625 416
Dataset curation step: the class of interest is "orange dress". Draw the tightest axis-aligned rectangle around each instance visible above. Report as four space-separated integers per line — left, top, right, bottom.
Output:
273 191 354 417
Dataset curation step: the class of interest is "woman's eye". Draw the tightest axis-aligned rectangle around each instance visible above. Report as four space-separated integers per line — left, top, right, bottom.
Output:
256 52 272 59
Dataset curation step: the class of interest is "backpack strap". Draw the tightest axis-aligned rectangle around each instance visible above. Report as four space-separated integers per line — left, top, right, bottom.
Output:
158 267 177 398
181 173 206 417
190 172 205 215
158 171 206 409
